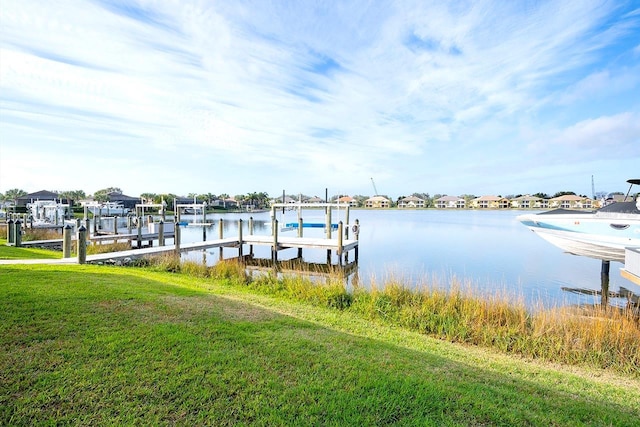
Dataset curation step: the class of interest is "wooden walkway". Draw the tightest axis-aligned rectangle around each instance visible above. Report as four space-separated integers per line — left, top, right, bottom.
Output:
1 235 359 265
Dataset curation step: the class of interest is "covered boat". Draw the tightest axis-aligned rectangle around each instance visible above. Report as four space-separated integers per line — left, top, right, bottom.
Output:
517 179 640 262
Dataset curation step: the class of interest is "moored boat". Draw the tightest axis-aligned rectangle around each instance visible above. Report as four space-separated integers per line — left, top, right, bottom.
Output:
517 179 640 262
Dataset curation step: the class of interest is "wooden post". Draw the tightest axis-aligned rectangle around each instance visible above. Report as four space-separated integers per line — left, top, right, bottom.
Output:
272 219 279 264
14 220 22 247
63 224 72 258
136 216 142 249
248 217 254 257
354 219 360 262
238 219 243 257
345 206 350 239
174 221 181 256
7 218 14 244
158 220 165 246
337 221 344 266
77 225 87 264
85 218 91 239
326 207 331 262
601 260 610 307
325 207 332 239
218 218 223 260
114 215 118 235
127 215 132 234
297 217 303 258
93 208 99 234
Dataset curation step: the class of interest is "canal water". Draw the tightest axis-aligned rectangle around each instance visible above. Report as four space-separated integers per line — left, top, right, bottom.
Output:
176 209 639 309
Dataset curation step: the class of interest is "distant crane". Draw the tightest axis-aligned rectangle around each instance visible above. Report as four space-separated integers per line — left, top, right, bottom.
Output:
370 177 379 196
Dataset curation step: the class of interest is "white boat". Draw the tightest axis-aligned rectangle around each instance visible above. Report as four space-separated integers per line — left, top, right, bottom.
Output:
27 200 70 227
517 179 640 262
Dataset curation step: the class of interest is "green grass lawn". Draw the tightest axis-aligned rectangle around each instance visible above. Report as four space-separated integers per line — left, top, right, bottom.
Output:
1 264 639 426
0 238 61 260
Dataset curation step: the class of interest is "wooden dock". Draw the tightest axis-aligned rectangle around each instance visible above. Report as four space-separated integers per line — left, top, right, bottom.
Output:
2 234 359 266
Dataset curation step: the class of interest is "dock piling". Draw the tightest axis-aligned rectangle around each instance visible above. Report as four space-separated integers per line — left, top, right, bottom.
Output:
63 224 72 258
14 220 22 247
77 226 87 264
7 218 14 245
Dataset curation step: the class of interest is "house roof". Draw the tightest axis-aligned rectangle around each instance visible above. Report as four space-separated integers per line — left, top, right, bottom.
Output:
472 195 506 202
108 192 139 201
337 196 354 203
511 195 542 201
400 196 424 202
366 196 390 202
550 195 587 201
19 190 60 200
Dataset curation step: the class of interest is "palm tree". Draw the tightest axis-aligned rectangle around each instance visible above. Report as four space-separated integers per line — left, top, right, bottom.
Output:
4 188 27 207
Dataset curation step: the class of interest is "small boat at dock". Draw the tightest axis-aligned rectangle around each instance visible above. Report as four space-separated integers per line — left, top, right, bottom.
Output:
517 179 640 262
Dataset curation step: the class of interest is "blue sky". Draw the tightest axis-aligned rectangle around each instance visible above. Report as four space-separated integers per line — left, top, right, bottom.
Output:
1 0 639 199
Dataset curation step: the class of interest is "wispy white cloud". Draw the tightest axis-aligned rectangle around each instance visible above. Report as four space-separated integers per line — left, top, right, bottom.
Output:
1 0 638 196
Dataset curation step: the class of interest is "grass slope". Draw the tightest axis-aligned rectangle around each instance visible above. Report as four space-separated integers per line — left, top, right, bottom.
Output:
1 265 639 426
0 238 60 260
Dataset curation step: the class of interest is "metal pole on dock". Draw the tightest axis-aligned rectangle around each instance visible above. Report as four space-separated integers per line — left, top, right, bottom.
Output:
77 225 87 264
114 215 118 235
63 224 72 258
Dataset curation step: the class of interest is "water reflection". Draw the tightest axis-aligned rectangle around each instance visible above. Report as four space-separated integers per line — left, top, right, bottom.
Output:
177 209 640 309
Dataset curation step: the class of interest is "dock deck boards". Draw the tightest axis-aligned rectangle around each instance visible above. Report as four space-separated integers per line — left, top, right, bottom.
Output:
2 235 358 265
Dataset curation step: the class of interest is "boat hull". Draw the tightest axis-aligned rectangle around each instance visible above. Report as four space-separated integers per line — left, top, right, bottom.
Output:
518 211 640 262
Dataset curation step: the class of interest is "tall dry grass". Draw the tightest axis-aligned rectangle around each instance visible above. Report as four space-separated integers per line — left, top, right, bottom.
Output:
130 256 640 376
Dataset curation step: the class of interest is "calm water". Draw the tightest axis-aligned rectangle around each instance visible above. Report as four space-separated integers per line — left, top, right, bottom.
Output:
177 209 640 309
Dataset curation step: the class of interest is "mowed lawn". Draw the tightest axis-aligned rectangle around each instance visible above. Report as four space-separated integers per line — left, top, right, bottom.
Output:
1 264 639 426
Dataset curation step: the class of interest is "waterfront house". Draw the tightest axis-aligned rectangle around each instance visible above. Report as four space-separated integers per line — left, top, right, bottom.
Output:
365 196 391 208
510 195 542 209
106 191 139 210
435 195 466 209
470 195 509 209
337 196 359 207
304 196 325 204
17 190 61 207
549 195 594 209
398 196 425 208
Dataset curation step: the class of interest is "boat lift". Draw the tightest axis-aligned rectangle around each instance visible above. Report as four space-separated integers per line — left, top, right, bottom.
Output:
270 201 356 238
